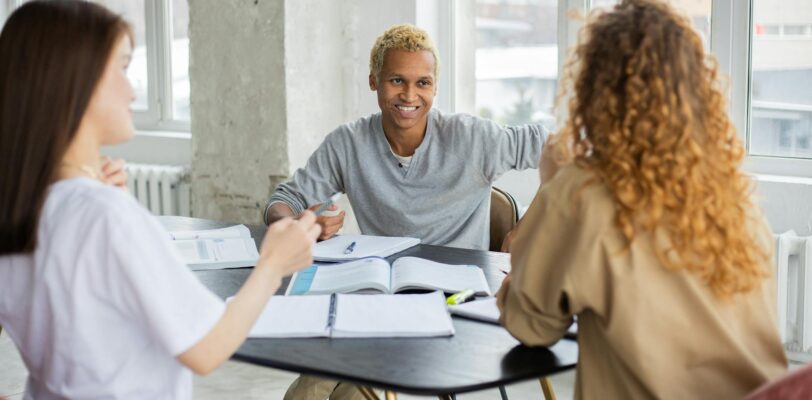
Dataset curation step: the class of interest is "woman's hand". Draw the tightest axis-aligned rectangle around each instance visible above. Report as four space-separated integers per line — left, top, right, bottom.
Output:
257 210 322 279
100 156 128 190
539 133 573 185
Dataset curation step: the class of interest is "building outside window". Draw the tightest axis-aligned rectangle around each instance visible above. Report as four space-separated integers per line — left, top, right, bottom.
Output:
750 0 812 160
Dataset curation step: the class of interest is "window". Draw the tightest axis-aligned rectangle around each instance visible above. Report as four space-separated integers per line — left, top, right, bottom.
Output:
749 0 812 160
591 0 712 48
474 0 557 129
92 0 190 131
1 0 190 132
448 0 812 176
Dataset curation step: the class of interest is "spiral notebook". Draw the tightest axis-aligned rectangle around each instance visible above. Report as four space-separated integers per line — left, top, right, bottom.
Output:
241 291 454 338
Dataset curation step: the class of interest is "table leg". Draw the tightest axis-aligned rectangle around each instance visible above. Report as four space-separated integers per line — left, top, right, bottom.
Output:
540 377 557 400
385 390 398 400
498 385 509 399
358 386 379 400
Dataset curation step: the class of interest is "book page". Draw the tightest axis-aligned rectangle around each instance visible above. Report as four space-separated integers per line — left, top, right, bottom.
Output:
306 258 392 294
331 291 454 338
390 257 492 295
241 295 332 338
171 238 259 269
168 224 251 240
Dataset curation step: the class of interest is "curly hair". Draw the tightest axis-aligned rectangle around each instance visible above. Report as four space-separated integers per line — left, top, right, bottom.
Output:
557 0 769 298
369 24 439 81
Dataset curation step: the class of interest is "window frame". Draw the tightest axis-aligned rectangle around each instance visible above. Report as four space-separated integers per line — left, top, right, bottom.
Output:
137 0 189 132
446 0 812 178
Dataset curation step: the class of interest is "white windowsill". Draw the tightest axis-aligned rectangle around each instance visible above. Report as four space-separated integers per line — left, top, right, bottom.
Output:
101 129 192 166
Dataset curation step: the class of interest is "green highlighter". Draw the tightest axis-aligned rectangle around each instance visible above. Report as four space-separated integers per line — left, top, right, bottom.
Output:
446 288 475 305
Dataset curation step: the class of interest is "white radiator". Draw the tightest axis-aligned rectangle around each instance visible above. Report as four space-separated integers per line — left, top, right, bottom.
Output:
775 230 812 362
124 163 191 216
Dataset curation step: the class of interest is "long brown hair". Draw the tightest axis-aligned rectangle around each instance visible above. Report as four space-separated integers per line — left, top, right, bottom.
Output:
0 1 132 255
558 0 769 298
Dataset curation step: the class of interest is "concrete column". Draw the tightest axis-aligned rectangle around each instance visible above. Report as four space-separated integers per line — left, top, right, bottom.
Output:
189 0 289 224
189 0 423 226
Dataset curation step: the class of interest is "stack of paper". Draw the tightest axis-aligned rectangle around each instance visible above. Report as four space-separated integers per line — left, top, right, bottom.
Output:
313 234 420 262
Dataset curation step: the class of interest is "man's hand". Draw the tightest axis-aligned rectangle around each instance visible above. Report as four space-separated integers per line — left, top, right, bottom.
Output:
307 203 345 241
100 156 127 190
539 133 573 185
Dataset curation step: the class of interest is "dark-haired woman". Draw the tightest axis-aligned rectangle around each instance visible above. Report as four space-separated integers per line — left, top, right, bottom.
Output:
0 1 320 398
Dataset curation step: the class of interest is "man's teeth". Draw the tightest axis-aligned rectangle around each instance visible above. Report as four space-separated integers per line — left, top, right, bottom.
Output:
397 106 417 112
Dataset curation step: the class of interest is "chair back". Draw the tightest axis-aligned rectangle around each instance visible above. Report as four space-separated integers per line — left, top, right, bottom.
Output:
490 187 520 252
744 364 812 400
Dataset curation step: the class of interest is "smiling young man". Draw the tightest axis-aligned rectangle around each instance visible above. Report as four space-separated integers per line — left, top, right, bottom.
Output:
265 24 549 252
272 24 549 400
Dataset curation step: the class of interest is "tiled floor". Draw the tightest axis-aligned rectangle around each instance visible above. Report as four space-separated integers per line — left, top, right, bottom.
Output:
0 331 575 399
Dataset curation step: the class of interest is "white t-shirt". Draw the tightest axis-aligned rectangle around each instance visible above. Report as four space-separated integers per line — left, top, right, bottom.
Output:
0 178 226 399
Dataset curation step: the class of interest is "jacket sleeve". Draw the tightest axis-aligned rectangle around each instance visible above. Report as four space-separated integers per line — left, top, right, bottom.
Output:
497 182 605 347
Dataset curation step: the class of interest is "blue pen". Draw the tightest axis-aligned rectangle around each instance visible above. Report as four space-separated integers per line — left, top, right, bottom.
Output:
343 241 356 255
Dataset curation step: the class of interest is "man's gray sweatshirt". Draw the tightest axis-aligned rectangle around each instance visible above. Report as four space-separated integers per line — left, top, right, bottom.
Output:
267 109 547 250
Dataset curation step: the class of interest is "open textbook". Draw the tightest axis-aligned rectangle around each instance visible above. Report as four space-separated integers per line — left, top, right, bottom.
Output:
313 234 420 262
287 256 492 296
168 225 259 270
242 291 455 338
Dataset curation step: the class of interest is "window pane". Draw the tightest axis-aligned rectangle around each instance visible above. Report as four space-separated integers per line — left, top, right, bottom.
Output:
91 0 149 111
475 0 557 129
750 0 812 159
591 0 711 49
172 0 189 122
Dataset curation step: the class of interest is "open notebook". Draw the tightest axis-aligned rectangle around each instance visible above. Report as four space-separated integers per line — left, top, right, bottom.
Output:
449 298 578 338
313 234 420 262
242 291 454 338
168 225 259 270
286 256 491 296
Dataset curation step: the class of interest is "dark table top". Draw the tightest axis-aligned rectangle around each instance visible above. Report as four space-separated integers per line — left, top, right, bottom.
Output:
160 216 578 396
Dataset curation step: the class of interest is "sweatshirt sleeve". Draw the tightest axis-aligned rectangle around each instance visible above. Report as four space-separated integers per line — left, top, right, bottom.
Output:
265 130 347 221
471 116 548 182
497 179 603 346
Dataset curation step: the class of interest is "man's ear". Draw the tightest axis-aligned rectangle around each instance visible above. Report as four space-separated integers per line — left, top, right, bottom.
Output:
369 74 378 91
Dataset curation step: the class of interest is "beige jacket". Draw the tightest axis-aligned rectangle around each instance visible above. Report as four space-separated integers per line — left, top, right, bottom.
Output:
497 165 787 399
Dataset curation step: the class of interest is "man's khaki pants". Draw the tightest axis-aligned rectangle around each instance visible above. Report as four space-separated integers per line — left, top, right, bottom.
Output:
284 375 373 400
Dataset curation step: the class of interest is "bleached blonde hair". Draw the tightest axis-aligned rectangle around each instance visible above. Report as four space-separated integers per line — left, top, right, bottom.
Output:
369 24 440 81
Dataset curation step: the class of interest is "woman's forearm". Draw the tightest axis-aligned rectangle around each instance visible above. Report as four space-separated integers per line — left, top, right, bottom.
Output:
176 263 282 375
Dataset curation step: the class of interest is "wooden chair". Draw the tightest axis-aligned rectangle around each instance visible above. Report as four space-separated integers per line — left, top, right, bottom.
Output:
489 187 557 400
489 187 520 252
